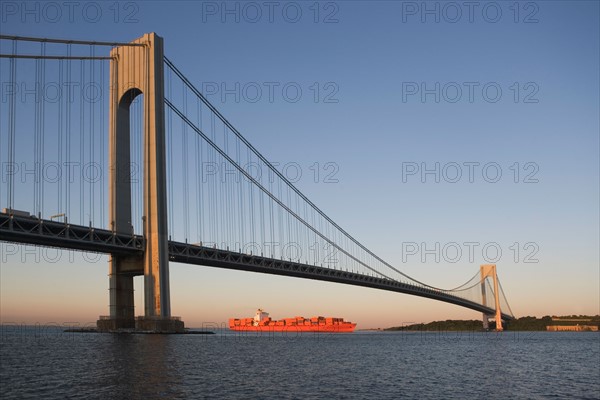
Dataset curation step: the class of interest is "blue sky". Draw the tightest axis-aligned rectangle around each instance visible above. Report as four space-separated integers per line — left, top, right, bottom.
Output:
0 1 598 328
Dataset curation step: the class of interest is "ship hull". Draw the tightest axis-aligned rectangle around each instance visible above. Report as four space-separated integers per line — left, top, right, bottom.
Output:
230 310 357 333
229 323 356 333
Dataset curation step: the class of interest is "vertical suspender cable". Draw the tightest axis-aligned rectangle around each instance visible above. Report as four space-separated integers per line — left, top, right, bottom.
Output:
248 147 254 245
259 160 265 254
40 43 46 217
210 113 216 245
167 66 173 238
7 40 17 210
109 48 116 231
58 55 64 216
34 50 40 214
162 59 501 299
182 82 189 241
228 125 234 249
218 120 224 247
100 50 105 227
89 45 95 225
269 173 274 257
229 129 234 249
222 124 229 248
65 44 71 220
278 179 282 258
80 59 85 224
194 98 202 242
237 138 243 250
196 96 202 242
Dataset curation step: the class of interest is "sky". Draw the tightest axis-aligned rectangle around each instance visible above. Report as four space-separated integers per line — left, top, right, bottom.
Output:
0 1 598 329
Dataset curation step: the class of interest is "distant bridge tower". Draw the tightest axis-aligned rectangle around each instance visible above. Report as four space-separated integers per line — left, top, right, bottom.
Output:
480 264 503 331
98 32 183 332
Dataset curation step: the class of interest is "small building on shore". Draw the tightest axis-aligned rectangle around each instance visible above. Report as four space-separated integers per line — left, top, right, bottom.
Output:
546 325 598 332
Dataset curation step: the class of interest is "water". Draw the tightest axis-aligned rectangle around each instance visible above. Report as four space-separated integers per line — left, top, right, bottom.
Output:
1 327 599 399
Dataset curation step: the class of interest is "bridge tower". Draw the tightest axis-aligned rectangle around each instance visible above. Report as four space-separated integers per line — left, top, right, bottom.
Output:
98 33 183 332
480 264 503 331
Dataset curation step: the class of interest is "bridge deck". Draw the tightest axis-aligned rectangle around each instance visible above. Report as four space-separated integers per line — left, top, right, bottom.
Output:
0 213 514 321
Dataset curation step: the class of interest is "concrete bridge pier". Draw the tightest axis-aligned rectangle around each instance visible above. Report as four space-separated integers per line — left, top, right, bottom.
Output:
97 32 183 333
97 256 142 331
480 264 503 331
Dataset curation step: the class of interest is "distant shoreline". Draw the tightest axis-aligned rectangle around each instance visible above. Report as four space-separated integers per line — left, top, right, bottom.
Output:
384 315 600 332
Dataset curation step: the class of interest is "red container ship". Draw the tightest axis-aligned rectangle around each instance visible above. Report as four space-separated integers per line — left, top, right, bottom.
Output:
229 309 356 333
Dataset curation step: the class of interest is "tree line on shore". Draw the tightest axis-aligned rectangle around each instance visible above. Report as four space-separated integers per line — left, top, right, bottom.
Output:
385 315 600 331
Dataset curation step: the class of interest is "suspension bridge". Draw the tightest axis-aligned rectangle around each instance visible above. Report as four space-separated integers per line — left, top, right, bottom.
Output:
0 33 514 332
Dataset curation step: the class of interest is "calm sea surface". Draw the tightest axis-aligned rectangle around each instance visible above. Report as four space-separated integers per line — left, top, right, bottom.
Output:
1 327 599 399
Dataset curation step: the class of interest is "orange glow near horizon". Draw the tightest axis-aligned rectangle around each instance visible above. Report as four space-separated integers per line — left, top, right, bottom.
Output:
2 256 598 329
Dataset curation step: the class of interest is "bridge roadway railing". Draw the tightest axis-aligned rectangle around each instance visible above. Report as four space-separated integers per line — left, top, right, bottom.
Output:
0 213 143 255
0 213 514 321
